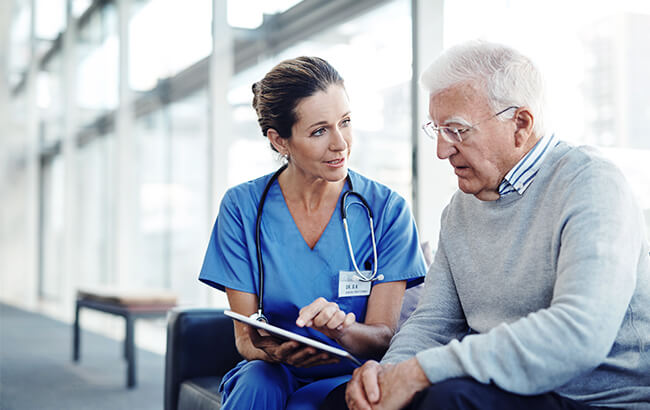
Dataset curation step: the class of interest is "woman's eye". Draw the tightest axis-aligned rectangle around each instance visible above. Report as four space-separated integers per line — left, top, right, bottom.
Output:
311 127 326 137
341 118 351 127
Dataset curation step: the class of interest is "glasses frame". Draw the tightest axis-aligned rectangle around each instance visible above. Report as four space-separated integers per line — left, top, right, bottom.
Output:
422 106 519 143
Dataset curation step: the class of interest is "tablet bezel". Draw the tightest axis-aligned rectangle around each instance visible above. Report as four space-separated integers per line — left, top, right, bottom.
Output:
224 310 362 366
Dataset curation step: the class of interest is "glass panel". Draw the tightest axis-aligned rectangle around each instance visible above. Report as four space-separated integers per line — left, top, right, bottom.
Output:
167 90 210 302
134 108 169 289
227 0 303 28
72 0 93 18
3 93 32 301
34 0 66 41
228 0 413 201
77 136 114 288
40 156 65 299
8 0 31 89
133 89 210 301
76 2 118 126
129 0 212 92
37 54 64 146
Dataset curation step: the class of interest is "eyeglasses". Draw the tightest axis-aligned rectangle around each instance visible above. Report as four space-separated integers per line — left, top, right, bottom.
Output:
421 106 519 144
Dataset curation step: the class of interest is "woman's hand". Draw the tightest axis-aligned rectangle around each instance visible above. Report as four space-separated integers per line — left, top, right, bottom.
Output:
247 326 340 367
296 297 356 341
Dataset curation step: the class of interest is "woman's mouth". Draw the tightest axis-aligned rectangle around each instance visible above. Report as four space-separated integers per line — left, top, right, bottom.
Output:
325 158 345 168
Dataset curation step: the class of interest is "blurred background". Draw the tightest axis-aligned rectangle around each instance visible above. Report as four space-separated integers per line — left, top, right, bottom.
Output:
1 0 649 356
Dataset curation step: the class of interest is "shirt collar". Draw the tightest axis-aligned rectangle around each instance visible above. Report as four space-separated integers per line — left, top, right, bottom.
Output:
498 133 558 196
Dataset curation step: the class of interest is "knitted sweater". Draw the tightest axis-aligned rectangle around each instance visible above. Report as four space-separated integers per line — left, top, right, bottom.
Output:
383 142 650 408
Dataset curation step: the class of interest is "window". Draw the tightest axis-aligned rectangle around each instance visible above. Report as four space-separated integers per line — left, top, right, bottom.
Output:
443 0 650 237
37 55 64 146
134 89 210 302
227 0 414 201
77 136 114 288
129 0 212 92
76 3 118 126
39 156 65 299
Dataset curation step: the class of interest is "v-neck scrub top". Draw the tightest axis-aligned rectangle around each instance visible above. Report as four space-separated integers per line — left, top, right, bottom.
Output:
199 169 427 379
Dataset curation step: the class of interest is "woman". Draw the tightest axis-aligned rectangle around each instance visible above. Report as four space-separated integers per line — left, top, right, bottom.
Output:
199 56 426 410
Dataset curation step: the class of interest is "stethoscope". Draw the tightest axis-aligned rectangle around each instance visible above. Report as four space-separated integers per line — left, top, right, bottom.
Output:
251 164 383 322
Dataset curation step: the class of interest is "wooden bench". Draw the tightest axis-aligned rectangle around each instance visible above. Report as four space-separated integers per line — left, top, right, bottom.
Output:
72 288 177 388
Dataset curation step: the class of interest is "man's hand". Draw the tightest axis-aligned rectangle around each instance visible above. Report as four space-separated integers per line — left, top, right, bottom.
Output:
346 358 430 410
346 360 382 410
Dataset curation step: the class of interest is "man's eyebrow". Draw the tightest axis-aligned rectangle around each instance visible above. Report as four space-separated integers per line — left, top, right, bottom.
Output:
442 116 472 127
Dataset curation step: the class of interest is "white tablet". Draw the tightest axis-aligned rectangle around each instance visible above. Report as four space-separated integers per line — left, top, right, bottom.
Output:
224 310 362 366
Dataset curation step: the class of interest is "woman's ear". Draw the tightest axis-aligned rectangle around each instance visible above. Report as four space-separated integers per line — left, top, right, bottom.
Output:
513 107 535 148
267 128 288 156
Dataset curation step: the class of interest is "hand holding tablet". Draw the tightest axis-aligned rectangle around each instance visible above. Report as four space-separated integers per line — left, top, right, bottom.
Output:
224 310 362 366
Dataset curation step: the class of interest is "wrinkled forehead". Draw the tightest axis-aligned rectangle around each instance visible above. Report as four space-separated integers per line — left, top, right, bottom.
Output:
428 82 491 124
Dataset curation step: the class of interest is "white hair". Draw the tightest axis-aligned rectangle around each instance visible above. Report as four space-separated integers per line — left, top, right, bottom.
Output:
420 40 547 137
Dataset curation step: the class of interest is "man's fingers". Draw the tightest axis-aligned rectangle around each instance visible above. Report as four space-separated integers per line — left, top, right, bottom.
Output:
346 370 372 410
361 362 382 403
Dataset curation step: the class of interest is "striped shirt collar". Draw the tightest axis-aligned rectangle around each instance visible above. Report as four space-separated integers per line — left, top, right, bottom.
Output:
498 133 558 197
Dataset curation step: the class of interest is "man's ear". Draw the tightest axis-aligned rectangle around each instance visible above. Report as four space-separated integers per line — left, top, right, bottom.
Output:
267 128 288 155
513 107 535 148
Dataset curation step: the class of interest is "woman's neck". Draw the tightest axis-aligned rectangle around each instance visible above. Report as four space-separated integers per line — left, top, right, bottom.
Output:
278 166 346 214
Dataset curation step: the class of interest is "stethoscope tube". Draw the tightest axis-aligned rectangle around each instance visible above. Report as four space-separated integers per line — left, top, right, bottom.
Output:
253 165 380 323
340 191 382 282
253 164 287 322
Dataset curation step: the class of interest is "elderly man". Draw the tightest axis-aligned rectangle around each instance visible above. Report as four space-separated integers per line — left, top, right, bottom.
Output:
322 41 650 410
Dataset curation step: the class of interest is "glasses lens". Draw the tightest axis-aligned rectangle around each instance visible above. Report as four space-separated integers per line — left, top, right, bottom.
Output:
441 127 461 143
422 122 436 140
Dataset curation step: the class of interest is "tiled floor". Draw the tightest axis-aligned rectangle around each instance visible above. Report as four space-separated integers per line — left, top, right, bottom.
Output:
0 303 165 410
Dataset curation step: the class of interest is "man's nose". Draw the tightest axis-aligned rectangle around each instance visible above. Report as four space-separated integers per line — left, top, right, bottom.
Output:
436 137 457 160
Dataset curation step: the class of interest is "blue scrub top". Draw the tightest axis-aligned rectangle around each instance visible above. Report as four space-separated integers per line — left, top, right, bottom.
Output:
199 169 426 378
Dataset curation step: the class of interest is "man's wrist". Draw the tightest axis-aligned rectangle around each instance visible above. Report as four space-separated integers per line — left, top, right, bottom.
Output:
401 357 430 393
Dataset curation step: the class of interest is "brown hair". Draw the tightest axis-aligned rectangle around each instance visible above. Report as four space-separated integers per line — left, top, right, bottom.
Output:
252 56 344 150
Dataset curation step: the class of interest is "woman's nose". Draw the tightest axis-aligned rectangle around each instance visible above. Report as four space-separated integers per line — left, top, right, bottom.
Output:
330 128 348 151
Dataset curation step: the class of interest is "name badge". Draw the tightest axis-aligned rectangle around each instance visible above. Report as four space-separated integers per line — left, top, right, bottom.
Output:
338 270 372 297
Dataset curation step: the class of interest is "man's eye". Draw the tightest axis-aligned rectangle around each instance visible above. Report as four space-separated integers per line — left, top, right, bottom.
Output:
442 128 458 139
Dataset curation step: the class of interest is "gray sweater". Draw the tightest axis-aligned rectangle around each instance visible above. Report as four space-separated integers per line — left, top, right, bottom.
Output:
384 142 650 408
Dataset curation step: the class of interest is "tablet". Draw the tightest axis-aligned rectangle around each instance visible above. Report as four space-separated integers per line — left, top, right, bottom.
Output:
224 310 362 366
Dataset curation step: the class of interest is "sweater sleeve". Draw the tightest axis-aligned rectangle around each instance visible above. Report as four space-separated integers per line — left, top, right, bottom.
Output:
382 211 470 364
412 160 644 394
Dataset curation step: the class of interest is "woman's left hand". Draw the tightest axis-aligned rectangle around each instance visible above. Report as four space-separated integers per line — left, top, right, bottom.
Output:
296 297 356 341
